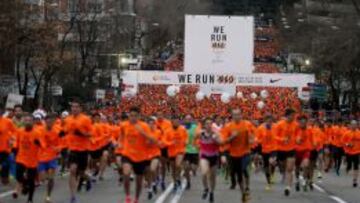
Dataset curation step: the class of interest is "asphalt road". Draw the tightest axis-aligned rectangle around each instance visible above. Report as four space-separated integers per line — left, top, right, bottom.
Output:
0 167 358 203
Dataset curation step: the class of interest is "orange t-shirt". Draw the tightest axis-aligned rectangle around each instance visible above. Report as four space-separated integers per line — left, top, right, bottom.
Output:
221 120 255 157
156 119 172 149
114 122 124 155
165 126 188 158
121 121 154 162
274 120 299 152
342 129 360 155
156 119 172 132
331 125 344 147
38 124 62 162
219 127 229 153
111 124 121 144
256 123 277 153
295 127 314 151
146 128 162 160
15 127 43 168
90 122 112 151
0 117 16 153
311 126 325 151
323 125 334 145
64 114 93 151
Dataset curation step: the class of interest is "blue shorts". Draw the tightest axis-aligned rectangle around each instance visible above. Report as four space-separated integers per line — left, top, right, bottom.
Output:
38 159 58 172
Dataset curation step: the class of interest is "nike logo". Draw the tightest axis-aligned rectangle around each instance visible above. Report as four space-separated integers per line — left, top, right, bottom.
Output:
270 79 282 83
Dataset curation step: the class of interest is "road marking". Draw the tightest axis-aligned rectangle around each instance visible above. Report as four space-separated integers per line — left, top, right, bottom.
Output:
0 190 15 198
329 195 349 203
300 175 348 203
154 182 174 203
170 179 187 203
312 183 326 193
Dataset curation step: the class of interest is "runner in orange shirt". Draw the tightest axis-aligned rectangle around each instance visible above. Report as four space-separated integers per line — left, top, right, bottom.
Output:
333 121 347 176
37 113 62 203
90 113 112 181
0 108 16 185
164 116 188 193
145 116 162 200
342 120 360 187
294 115 315 192
63 100 93 203
309 120 325 181
120 107 156 203
323 120 336 172
13 113 43 203
221 109 255 203
59 111 69 177
273 108 298 196
155 112 172 191
256 114 277 191
114 112 127 185
211 116 231 187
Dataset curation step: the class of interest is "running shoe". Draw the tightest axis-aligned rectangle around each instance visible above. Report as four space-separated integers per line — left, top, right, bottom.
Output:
70 196 77 203
284 187 290 196
202 188 209 200
124 196 132 203
209 192 214 203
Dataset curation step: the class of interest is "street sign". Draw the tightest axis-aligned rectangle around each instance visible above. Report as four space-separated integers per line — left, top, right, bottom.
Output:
307 83 327 102
51 85 63 96
6 94 24 109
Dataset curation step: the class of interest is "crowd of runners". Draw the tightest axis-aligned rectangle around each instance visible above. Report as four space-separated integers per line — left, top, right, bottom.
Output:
0 101 359 203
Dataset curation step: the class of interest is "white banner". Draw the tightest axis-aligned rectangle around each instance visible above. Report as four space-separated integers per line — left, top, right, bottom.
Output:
184 15 254 74
135 71 314 88
6 94 24 109
112 71 138 97
95 89 106 100
200 85 236 97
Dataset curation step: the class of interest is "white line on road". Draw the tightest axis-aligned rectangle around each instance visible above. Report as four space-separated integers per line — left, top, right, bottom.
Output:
329 195 349 203
312 183 326 193
300 175 348 203
154 182 174 203
0 190 15 198
170 179 187 203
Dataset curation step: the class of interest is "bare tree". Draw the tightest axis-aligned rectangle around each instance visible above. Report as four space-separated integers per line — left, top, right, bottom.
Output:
280 1 360 112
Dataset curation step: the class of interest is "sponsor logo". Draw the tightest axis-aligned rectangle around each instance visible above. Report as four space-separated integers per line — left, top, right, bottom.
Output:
211 26 227 50
152 75 171 81
270 78 282 83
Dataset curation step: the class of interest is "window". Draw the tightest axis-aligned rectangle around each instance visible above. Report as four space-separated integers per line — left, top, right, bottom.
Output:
68 0 79 13
88 0 103 13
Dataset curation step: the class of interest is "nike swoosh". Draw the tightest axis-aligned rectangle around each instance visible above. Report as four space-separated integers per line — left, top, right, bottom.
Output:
270 79 282 83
